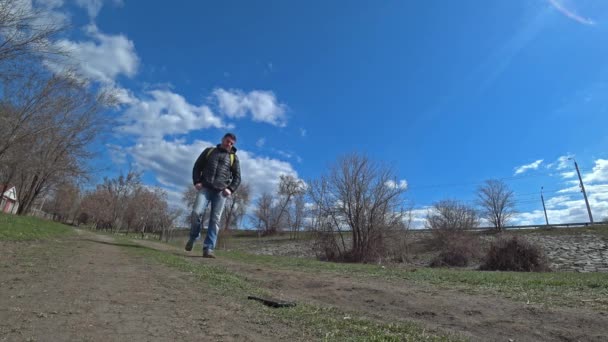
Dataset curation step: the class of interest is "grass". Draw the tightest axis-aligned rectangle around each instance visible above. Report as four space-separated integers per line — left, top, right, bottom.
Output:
218 250 608 310
0 213 73 241
119 237 462 341
125 229 608 310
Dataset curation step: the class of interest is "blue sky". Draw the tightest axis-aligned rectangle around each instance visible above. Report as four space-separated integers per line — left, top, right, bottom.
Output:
35 0 608 227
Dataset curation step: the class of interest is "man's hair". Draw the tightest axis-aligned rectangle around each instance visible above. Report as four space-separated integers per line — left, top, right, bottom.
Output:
223 132 237 142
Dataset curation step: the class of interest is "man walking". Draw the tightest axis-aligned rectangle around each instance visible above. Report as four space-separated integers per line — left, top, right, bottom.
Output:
186 133 241 258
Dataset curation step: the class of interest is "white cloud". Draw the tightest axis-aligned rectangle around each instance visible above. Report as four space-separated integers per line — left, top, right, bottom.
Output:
582 159 608 184
548 0 595 26
5 0 69 37
557 185 580 194
300 128 307 137
51 24 139 84
545 195 571 209
75 0 123 20
213 88 287 127
385 179 408 190
560 171 576 179
408 207 430 229
514 159 543 175
515 158 608 225
106 143 127 165
547 154 574 170
101 84 137 106
514 192 608 225
117 90 225 138
256 138 266 148
75 0 103 19
35 0 64 7
276 150 292 159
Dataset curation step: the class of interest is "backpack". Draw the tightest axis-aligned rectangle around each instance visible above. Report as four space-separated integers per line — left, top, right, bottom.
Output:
205 147 235 167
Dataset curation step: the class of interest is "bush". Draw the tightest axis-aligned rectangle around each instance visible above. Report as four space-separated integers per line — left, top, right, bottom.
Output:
429 235 481 267
426 200 479 248
312 230 344 262
384 229 411 263
480 235 550 272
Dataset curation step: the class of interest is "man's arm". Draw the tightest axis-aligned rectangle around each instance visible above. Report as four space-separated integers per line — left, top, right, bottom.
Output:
192 147 211 185
227 155 241 193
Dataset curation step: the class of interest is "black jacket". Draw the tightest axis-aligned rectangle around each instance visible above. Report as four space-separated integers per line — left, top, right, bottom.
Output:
192 145 241 192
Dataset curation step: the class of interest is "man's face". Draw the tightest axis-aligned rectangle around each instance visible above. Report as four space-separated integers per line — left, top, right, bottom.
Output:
221 136 236 150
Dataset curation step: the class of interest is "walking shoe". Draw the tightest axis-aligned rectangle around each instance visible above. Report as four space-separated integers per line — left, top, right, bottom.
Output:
185 240 194 252
203 249 216 258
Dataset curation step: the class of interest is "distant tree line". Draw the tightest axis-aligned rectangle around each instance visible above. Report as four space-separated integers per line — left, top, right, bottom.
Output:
249 151 518 263
42 172 181 240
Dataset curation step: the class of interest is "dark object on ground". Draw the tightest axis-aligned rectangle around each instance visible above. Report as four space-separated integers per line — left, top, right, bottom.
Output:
247 296 296 308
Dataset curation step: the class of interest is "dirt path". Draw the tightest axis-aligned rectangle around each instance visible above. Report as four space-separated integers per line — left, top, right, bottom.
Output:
3 231 608 341
0 233 296 342
137 238 608 342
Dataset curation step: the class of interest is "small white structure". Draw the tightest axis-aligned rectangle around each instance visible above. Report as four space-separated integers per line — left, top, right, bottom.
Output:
1 185 19 214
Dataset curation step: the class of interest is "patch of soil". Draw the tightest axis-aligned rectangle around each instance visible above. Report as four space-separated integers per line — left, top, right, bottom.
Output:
0 234 297 342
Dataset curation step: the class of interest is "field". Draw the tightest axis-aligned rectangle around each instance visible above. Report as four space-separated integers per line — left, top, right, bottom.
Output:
2 213 608 341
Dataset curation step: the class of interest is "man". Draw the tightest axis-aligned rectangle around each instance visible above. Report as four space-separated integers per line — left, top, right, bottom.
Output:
186 133 241 258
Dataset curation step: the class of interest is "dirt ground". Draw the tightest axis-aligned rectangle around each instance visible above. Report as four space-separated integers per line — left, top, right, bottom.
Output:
2 231 608 342
0 232 298 342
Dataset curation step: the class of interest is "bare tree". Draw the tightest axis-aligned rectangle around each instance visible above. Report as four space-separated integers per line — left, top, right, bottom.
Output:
0 0 65 79
5 74 113 214
254 192 274 234
426 199 479 246
222 182 251 231
81 181 179 238
97 171 141 231
80 188 113 229
216 183 251 250
308 153 407 262
477 179 516 232
384 205 414 262
274 175 305 235
288 193 305 240
47 181 81 223
182 185 197 208
253 176 305 236
160 207 183 242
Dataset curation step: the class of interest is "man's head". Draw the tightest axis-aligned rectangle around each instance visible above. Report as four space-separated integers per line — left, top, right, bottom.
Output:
221 132 237 150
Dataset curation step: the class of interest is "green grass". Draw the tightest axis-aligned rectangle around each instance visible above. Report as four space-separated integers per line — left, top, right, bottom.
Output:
118 237 462 341
0 213 73 241
218 250 608 310
105 228 608 311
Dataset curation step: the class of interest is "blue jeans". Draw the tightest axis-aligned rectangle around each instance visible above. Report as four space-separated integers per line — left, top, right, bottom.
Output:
189 188 228 251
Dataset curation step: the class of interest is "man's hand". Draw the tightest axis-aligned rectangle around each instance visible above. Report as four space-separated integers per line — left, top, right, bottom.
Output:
222 188 232 197
195 183 203 190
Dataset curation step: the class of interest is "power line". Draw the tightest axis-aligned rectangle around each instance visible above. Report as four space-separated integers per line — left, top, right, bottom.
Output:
406 170 557 191
412 190 608 210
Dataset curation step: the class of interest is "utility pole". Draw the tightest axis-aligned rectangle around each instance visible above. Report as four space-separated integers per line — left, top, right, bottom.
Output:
570 158 594 224
541 186 549 226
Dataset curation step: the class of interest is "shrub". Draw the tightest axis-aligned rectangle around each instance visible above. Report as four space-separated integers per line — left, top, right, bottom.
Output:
480 235 550 272
429 234 481 267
